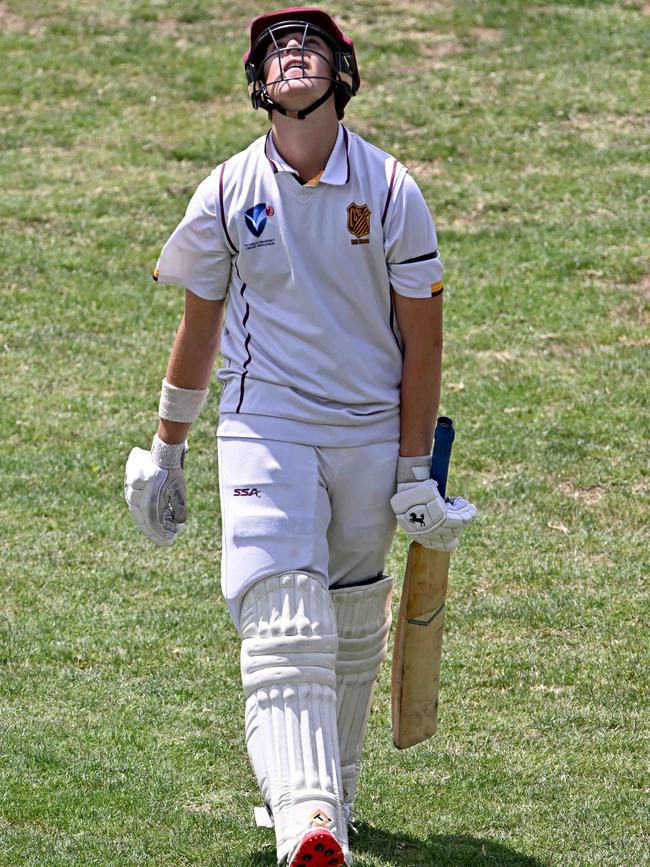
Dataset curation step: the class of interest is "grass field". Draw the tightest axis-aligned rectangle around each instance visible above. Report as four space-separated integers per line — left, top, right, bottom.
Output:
1 0 648 864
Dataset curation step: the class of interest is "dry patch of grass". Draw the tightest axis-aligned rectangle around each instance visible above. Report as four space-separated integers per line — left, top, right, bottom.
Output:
0 1 43 33
558 482 608 505
532 684 573 695
567 111 647 131
562 111 649 152
475 349 521 364
416 36 463 62
608 293 650 331
409 159 446 182
469 27 502 44
342 0 452 28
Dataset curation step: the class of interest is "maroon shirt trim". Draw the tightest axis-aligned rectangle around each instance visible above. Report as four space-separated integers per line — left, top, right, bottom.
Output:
264 131 279 174
219 162 238 253
236 278 252 413
381 159 398 227
342 125 351 184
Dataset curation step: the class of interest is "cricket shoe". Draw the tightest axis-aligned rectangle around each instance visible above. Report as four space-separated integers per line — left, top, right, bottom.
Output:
288 828 347 867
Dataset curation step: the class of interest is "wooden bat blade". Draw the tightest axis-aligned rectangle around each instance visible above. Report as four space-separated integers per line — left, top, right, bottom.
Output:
391 541 450 749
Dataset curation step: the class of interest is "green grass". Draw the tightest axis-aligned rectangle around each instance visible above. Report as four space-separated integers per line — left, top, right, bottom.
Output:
1 1 648 864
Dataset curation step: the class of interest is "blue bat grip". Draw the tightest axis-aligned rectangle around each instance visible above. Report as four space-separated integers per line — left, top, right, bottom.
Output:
429 416 455 499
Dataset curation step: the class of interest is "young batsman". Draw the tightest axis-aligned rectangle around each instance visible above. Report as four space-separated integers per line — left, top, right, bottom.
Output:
124 8 476 865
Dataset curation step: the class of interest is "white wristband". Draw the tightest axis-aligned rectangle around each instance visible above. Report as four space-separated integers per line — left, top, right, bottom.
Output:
151 434 188 469
158 377 208 423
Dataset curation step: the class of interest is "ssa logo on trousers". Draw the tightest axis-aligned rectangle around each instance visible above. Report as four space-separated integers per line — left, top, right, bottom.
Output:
234 487 262 497
244 203 275 237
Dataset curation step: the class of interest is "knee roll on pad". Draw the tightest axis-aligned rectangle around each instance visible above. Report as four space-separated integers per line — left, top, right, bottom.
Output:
240 572 348 864
330 575 393 821
241 572 338 696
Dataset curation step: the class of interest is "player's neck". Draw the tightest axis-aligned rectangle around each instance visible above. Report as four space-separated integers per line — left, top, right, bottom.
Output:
270 103 339 184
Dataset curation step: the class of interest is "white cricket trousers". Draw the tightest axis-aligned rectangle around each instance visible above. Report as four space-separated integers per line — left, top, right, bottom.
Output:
217 436 399 630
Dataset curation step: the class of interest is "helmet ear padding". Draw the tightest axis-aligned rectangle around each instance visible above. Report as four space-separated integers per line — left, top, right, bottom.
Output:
333 50 357 97
246 62 263 110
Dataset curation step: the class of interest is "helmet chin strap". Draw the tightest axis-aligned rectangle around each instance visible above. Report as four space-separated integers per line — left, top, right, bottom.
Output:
262 81 336 120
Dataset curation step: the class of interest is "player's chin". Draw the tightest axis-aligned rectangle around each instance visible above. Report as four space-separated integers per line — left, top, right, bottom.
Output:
269 83 332 116
269 78 311 97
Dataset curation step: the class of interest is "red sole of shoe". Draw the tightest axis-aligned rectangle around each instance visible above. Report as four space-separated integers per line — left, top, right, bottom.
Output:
289 829 345 867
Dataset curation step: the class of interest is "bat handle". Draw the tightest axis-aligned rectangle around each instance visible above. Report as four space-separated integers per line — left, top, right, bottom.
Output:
430 416 455 500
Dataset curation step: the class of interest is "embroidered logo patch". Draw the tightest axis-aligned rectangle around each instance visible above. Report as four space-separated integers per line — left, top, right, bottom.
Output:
244 203 274 237
347 202 371 245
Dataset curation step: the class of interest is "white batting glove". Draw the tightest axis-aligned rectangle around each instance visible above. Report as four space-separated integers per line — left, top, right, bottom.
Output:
390 455 477 552
124 435 188 547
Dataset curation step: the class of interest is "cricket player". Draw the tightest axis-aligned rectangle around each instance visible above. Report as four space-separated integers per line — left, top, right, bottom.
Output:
124 8 476 865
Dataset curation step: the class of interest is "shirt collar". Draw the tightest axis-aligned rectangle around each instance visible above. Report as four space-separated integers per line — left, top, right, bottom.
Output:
264 124 351 185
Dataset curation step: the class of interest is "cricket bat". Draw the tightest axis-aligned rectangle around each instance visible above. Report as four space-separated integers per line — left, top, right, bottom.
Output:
391 416 455 749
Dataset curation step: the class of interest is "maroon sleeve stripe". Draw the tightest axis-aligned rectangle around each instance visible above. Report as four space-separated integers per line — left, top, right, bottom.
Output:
388 285 403 353
396 250 439 265
219 162 238 253
381 159 398 227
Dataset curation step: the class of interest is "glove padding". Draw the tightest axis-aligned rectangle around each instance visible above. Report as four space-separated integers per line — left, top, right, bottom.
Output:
390 478 477 552
124 447 186 547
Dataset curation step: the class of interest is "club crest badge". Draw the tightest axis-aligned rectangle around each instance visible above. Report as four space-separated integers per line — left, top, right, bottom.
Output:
346 202 371 245
245 203 274 237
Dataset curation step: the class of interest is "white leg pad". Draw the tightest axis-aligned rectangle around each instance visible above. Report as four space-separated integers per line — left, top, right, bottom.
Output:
330 576 393 822
240 572 349 864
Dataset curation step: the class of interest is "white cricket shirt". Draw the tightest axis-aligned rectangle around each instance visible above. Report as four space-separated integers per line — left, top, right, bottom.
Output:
154 124 444 447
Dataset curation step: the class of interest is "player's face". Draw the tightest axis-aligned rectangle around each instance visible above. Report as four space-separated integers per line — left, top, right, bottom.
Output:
262 29 334 109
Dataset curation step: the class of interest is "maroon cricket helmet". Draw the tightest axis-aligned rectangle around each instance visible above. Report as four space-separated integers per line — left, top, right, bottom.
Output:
243 7 360 119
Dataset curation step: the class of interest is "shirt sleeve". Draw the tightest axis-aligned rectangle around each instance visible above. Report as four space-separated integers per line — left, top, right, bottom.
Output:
384 171 444 299
152 169 232 300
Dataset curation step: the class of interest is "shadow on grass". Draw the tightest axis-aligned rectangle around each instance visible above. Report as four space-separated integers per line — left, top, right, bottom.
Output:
353 822 549 865
244 822 549 866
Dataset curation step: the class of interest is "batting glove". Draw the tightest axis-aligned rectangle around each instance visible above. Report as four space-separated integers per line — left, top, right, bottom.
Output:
390 456 477 551
124 435 188 547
